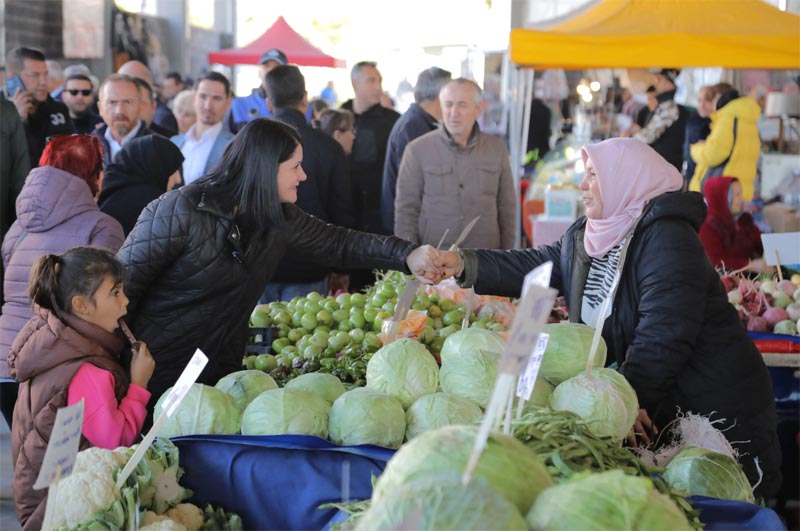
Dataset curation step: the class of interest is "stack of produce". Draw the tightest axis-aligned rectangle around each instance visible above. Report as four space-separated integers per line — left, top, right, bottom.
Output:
722 272 800 335
50 439 242 531
244 272 509 386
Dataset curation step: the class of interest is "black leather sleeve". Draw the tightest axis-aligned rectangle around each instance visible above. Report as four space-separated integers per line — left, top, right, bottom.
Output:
283 204 416 273
462 238 564 298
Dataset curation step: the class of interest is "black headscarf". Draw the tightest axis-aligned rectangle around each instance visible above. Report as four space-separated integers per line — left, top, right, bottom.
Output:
98 135 185 235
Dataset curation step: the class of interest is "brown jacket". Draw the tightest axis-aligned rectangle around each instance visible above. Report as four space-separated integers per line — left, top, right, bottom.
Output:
8 308 128 530
394 125 516 249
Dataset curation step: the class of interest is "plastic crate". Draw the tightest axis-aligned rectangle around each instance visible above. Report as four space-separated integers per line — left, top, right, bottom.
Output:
246 327 274 355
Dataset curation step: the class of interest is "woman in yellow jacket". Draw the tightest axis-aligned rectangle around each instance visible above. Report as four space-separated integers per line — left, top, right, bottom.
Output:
689 90 762 201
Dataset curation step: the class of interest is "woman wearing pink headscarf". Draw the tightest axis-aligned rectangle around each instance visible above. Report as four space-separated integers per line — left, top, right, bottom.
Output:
427 138 780 498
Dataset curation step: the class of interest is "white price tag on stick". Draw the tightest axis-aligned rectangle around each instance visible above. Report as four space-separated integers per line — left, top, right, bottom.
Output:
34 399 84 490
516 333 550 401
115 349 208 490
463 263 557 485
500 284 557 374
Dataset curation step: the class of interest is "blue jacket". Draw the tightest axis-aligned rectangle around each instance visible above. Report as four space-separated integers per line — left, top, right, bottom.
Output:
380 103 438 232
228 89 271 132
170 127 235 176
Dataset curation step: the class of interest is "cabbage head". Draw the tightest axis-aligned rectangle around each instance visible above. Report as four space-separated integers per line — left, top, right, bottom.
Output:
540 323 606 386
549 368 638 442
405 393 483 440
527 470 692 530
373 425 552 514
664 447 754 502
241 388 330 438
329 387 406 448
355 476 527 531
285 373 346 404
439 328 505 408
155 384 241 437
214 370 277 411
366 338 439 408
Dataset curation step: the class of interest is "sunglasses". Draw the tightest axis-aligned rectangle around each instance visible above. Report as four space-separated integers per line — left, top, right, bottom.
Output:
65 89 93 96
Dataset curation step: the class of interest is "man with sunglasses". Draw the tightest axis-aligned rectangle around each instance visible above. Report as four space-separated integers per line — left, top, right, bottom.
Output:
62 74 103 134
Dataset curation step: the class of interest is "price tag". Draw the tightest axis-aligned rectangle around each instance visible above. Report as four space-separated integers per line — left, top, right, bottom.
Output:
115 350 208 490
516 333 550 400
500 284 557 375
34 399 84 490
158 350 208 416
521 262 553 299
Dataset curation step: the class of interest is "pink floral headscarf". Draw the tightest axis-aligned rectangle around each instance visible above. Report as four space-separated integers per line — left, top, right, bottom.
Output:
582 139 683 258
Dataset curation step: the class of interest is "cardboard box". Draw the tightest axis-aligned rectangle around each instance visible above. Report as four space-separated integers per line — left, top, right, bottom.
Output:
764 202 800 233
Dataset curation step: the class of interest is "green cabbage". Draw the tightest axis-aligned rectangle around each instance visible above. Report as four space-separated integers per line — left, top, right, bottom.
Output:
405 393 483 440
240 388 330 438
549 368 639 442
439 328 505 408
215 370 278 411
355 476 528 531
664 447 754 502
366 338 439 408
527 470 692 530
329 387 406 448
285 372 346 404
373 425 552 514
540 323 607 385
154 384 241 437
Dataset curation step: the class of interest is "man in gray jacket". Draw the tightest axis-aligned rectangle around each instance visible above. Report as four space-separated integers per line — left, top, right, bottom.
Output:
394 78 516 249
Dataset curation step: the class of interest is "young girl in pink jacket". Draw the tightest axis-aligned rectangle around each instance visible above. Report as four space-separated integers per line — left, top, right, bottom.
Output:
9 247 155 529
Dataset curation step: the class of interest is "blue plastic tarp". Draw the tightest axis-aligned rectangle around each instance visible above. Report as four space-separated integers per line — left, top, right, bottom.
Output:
172 435 392 531
173 435 787 531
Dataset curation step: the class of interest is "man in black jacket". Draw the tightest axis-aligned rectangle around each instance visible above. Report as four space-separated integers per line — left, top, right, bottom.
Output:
62 74 104 134
263 64 357 300
380 67 451 233
341 61 400 236
5 47 73 166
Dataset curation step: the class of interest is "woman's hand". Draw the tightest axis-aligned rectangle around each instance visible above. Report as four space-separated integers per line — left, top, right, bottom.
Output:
406 245 444 284
627 408 658 448
130 342 155 389
435 250 464 279
748 258 775 275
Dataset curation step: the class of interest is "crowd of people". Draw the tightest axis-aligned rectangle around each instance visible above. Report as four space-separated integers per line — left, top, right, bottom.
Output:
0 44 786 529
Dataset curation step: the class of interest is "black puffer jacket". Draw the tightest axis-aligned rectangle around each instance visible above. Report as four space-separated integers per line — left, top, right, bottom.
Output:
118 182 415 410
462 191 781 497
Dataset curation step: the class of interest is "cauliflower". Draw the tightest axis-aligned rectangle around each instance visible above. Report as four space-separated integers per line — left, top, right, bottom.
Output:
72 446 127 476
51 470 121 529
139 519 188 531
138 439 192 513
142 511 170 526
165 503 205 531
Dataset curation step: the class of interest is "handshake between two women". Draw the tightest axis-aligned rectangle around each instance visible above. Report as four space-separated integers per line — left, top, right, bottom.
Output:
405 245 464 285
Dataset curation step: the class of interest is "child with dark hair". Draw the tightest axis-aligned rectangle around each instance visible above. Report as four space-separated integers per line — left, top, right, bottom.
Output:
9 246 154 530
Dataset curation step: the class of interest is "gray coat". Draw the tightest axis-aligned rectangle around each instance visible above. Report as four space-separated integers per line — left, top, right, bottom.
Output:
394 126 516 249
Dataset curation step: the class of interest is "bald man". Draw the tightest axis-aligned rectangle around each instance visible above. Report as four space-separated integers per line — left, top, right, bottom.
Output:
118 60 178 133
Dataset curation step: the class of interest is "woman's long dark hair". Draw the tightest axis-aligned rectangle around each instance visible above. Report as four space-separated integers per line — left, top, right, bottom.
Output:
199 118 301 231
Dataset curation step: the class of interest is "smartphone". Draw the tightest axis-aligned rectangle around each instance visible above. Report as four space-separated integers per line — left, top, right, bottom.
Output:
5 75 25 97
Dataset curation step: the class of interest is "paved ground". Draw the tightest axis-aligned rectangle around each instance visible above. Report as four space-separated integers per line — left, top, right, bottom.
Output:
1 419 21 531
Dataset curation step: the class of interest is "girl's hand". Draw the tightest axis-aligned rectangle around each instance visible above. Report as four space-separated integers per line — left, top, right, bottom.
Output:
130 341 155 388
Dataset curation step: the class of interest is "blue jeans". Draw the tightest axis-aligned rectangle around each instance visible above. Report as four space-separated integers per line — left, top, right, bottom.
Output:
260 278 329 304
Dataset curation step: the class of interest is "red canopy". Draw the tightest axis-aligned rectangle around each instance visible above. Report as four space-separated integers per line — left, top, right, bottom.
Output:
208 17 345 68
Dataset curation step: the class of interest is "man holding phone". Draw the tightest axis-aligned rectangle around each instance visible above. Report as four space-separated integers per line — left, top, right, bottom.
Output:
4 47 73 165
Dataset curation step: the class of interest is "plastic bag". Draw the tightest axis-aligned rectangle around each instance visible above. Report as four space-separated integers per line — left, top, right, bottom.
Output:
477 298 517 328
379 310 428 344
425 279 481 311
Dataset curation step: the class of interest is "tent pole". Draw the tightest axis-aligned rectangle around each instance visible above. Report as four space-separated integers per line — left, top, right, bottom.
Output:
516 68 534 249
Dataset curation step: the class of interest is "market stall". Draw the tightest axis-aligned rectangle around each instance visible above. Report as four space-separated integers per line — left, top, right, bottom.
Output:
504 0 800 249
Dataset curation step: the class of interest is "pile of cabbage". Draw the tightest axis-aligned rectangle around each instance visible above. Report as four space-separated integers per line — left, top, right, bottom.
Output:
156 333 499 448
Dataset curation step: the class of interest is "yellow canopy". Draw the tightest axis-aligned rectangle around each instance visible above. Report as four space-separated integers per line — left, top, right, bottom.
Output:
510 0 800 69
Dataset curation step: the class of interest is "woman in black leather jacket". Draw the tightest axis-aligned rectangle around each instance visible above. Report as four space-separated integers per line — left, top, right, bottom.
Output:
118 119 435 419
427 138 780 498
